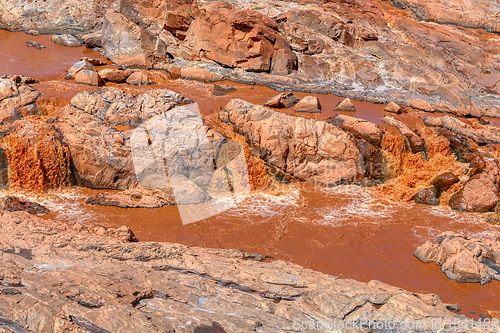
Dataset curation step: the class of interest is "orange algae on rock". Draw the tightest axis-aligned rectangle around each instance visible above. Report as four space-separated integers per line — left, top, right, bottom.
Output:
2 117 71 192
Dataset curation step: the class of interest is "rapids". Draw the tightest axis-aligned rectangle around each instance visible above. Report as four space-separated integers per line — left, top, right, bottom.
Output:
1 29 499 320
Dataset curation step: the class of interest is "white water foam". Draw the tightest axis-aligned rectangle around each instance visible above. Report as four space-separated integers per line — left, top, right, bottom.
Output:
313 185 397 227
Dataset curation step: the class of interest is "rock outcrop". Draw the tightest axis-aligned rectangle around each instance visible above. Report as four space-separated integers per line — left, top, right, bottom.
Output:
51 34 81 47
415 232 500 285
57 87 192 189
183 8 296 74
0 78 39 124
0 210 480 332
220 99 364 185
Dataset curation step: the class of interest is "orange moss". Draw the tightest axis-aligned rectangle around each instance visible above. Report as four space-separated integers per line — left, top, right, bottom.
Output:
2 117 71 192
374 128 467 202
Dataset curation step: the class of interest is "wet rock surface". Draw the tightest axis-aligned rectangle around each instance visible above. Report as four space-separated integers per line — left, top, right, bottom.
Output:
0 210 481 332
264 92 299 108
0 196 49 215
413 187 441 206
2 0 500 117
0 78 40 124
415 232 500 285
51 34 82 47
221 99 364 185
57 87 193 189
294 96 321 113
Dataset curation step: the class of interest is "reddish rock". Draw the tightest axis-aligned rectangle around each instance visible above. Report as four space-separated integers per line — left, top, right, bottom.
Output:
294 96 321 113
98 68 135 83
180 68 223 83
327 114 384 146
381 116 424 153
432 172 460 192
415 232 500 285
334 98 356 112
102 9 168 68
66 60 95 80
183 8 295 72
0 196 49 215
449 176 500 213
212 84 236 96
75 70 104 86
384 102 402 114
264 92 299 108
413 187 440 206
51 34 81 47
220 99 364 185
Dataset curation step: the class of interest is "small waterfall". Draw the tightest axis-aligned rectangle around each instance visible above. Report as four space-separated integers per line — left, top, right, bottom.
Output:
1 118 71 192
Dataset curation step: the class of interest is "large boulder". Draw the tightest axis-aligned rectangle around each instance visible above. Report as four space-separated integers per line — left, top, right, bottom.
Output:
415 232 500 285
220 99 364 185
57 87 193 189
102 9 168 68
294 96 321 113
183 8 296 73
66 60 96 80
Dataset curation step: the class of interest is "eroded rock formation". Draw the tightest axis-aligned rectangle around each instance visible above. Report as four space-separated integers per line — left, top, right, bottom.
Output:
415 232 500 285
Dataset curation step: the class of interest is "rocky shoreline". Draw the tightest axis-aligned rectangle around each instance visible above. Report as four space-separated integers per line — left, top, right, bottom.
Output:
0 209 492 332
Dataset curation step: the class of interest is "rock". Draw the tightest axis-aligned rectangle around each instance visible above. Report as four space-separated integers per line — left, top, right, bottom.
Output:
98 68 134 83
81 57 106 66
75 70 104 86
0 209 476 332
0 196 48 215
381 116 424 153
264 92 299 108
25 30 40 36
334 98 356 112
51 34 81 47
57 87 193 189
384 102 402 114
180 68 224 83
415 232 500 285
413 187 440 206
26 40 45 49
432 172 460 192
220 99 364 185
82 30 103 48
102 9 168 68
449 176 500 213
183 8 295 72
66 60 96 80
212 84 236 96
294 96 321 113
126 71 153 86
326 114 384 146
439 115 500 145
0 79 40 124
87 188 175 208
1 74 38 84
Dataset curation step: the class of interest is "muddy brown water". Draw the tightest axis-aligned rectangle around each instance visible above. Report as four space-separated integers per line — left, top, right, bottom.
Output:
2 29 500 319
